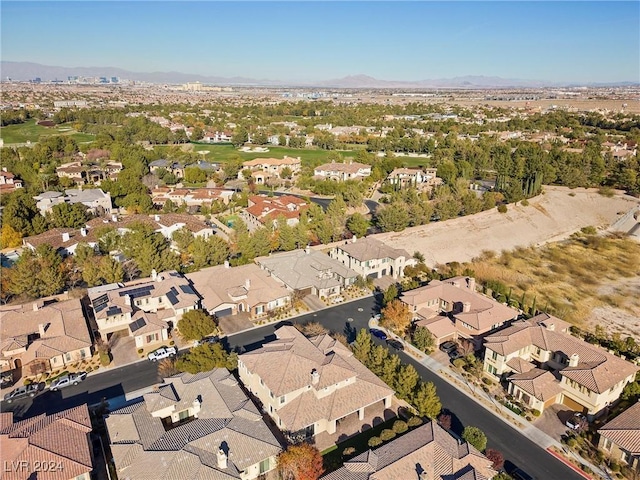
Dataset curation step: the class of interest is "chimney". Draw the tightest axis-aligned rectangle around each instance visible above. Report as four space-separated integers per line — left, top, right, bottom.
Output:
33 300 44 312
224 260 230 269
125 294 132 306
151 269 158 281
38 323 47 336
111 214 118 222
311 368 320 385
467 277 476 291
352 235 357 243
244 279 251 290
62 232 70 242
569 353 579 367
154 214 160 221
305 245 311 255
419 472 429 480
452 280 460 288
216 447 228 469
462 302 471 313
80 227 87 237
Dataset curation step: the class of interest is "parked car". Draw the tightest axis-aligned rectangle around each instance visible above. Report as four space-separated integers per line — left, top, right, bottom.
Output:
50 372 88 391
449 350 465 362
386 339 404 351
3 383 44 403
193 336 219 347
148 346 177 362
370 329 388 340
511 467 535 480
440 341 458 354
565 412 587 431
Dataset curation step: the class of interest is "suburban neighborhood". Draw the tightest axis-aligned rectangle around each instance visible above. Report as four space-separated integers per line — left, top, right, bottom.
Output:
1 6 640 478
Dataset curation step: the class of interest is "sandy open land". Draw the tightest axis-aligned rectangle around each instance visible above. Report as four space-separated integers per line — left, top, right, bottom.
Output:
377 186 640 267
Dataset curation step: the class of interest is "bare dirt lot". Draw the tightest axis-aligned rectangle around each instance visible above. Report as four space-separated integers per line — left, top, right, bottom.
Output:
378 186 639 266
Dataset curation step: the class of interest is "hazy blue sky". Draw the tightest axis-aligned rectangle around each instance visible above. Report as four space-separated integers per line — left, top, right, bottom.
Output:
2 1 639 83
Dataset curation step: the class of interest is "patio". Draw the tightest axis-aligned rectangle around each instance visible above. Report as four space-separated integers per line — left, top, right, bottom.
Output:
313 398 401 452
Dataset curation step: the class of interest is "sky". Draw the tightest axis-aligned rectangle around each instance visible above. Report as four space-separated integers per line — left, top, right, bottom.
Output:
2 1 639 83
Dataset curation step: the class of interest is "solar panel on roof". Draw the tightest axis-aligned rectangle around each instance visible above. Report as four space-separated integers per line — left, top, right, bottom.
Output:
179 284 195 295
106 306 122 316
166 290 179 306
119 285 155 299
93 294 109 313
129 317 147 332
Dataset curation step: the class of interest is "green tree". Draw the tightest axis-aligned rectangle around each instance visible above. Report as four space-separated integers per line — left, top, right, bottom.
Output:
231 126 248 147
178 310 218 341
175 342 237 373
121 223 179 276
352 329 374 364
375 203 410 232
346 213 369 238
184 167 207 183
367 344 390 377
395 364 419 400
0 224 22 248
7 245 65 298
381 353 401 387
462 426 487 452
382 284 399 306
412 381 441 419
413 326 436 353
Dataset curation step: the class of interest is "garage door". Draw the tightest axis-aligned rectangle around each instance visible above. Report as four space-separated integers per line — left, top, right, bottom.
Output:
561 394 587 413
214 307 233 318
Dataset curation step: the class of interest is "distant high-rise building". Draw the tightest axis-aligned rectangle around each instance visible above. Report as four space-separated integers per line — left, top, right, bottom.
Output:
110 76 119 83
32 77 41 83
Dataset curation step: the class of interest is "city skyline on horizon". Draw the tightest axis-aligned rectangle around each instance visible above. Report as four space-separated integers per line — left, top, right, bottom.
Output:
2 1 639 84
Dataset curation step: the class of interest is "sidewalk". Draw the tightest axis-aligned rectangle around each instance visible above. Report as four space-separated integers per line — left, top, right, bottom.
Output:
371 319 607 480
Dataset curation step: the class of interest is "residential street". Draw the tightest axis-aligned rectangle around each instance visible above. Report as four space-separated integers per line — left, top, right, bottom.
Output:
3 295 584 480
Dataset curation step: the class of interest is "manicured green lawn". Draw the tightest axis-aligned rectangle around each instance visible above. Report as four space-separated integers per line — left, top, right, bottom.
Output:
166 143 355 167
0 119 95 144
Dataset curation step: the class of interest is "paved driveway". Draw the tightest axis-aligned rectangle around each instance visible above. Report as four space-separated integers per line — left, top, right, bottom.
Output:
534 403 572 440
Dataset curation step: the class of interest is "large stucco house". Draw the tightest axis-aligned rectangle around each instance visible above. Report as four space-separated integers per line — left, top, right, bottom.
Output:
329 236 413 280
598 401 640 471
105 369 282 480
88 270 199 349
0 299 93 377
400 276 519 347
483 313 638 418
238 326 394 442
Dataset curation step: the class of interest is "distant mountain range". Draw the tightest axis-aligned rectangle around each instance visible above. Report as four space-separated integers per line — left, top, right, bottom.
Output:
2 61 637 88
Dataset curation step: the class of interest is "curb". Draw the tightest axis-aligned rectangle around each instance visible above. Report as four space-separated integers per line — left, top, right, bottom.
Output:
547 448 594 480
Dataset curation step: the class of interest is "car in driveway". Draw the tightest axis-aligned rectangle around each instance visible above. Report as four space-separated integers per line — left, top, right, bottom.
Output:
50 372 87 391
449 350 465 362
147 346 177 362
565 412 587 431
386 339 404 351
439 341 458 354
3 383 44 403
370 329 388 340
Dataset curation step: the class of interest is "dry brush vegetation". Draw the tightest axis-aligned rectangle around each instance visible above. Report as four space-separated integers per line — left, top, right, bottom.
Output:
457 231 640 326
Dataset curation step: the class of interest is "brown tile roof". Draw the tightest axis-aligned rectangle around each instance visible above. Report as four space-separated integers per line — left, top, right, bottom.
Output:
506 357 537 374
509 368 562 401
485 315 639 394
0 299 92 365
240 326 393 432
598 401 640 454
246 195 309 223
0 405 93 480
336 237 410 262
402 277 519 331
23 227 99 251
186 263 290 313
106 369 282 480
314 161 370 174
242 156 301 167
322 421 496 480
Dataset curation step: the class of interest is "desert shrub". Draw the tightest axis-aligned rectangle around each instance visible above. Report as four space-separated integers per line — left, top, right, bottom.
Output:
598 186 615 197
453 358 466 369
520 199 529 206
99 351 111 366
407 416 423 427
567 437 578 448
86 366 93 373
380 429 396 441
581 226 597 235
392 420 408 434
532 409 541 417
23 378 33 385
137 348 143 354
497 204 507 213
368 436 382 447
